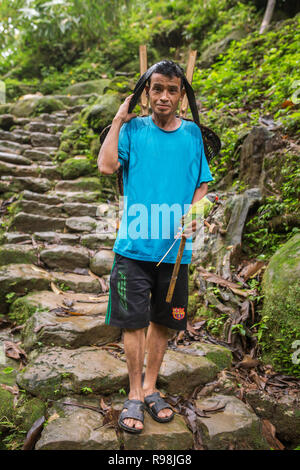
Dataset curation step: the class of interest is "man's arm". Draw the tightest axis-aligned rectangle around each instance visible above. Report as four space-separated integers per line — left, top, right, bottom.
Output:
98 94 136 175
191 182 208 205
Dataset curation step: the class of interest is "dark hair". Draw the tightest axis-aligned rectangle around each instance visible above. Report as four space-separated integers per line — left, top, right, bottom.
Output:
147 60 184 89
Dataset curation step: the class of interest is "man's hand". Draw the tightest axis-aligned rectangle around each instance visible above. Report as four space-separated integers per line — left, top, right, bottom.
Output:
175 218 199 240
114 94 137 124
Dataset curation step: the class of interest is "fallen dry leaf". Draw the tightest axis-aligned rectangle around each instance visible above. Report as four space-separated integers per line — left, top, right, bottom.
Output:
4 341 27 364
100 398 111 411
0 384 19 395
239 261 265 281
235 355 260 370
47 412 60 424
50 281 64 295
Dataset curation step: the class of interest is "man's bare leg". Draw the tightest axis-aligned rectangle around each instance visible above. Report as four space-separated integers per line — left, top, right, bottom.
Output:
122 328 146 430
143 322 173 419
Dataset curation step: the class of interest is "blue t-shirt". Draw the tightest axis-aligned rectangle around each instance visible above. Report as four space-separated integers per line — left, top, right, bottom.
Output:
113 115 213 264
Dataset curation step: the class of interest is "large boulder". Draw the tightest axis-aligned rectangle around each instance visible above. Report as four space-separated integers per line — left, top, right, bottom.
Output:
62 79 111 96
260 234 300 377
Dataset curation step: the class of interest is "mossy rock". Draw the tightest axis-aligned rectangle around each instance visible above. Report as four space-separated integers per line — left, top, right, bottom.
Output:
81 94 121 132
33 96 65 116
63 79 111 96
8 294 44 325
260 234 300 377
0 245 37 267
55 150 69 162
107 76 134 94
15 397 46 433
0 104 11 115
59 140 72 153
59 157 95 180
9 95 64 118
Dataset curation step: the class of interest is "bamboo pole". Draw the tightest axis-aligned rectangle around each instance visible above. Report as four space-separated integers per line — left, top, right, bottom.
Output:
139 45 148 115
166 50 197 304
179 49 197 117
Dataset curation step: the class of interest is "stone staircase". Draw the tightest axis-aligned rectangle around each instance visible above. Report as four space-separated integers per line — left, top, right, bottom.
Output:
0 106 270 450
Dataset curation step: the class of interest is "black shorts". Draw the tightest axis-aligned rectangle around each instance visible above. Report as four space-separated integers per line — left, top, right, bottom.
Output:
105 253 189 331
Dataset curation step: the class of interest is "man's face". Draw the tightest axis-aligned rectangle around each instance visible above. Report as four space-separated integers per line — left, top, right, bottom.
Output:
146 73 184 117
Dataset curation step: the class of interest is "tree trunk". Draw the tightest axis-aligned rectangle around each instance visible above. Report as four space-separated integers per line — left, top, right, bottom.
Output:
259 0 276 34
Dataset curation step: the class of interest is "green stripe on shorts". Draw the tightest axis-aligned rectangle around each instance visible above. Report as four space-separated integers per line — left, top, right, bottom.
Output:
105 255 116 325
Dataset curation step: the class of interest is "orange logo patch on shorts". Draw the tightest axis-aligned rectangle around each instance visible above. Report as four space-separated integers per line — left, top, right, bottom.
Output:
172 307 185 320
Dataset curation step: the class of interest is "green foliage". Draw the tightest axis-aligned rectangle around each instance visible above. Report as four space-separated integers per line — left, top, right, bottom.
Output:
259 283 300 377
243 151 300 259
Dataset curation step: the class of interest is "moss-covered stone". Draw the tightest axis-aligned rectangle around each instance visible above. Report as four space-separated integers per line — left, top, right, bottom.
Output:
260 234 300 377
8 294 45 325
55 177 101 192
9 95 64 117
63 79 111 96
0 244 37 267
0 104 11 115
15 397 46 432
32 96 65 116
59 157 95 180
81 94 121 132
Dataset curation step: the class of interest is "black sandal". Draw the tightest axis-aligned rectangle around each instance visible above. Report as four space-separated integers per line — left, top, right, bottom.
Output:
118 399 145 434
144 392 174 423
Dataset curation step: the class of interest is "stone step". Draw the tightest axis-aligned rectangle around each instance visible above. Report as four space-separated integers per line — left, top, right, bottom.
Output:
22 190 61 205
30 146 57 155
65 216 98 233
24 121 65 134
18 291 117 351
0 176 52 194
30 132 60 148
16 343 221 399
0 160 56 179
34 398 121 450
55 177 101 193
62 202 100 218
81 233 115 250
34 232 80 245
17 199 66 218
0 140 31 154
0 129 30 144
17 345 129 398
35 395 193 450
54 191 103 204
2 231 114 250
17 199 101 219
0 244 38 267
0 151 32 165
23 149 54 162
9 212 65 233
40 113 68 124
174 342 233 372
196 394 269 450
40 245 90 271
0 264 51 313
2 232 32 244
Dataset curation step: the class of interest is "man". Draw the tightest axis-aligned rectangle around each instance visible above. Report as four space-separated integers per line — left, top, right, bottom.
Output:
98 60 213 433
